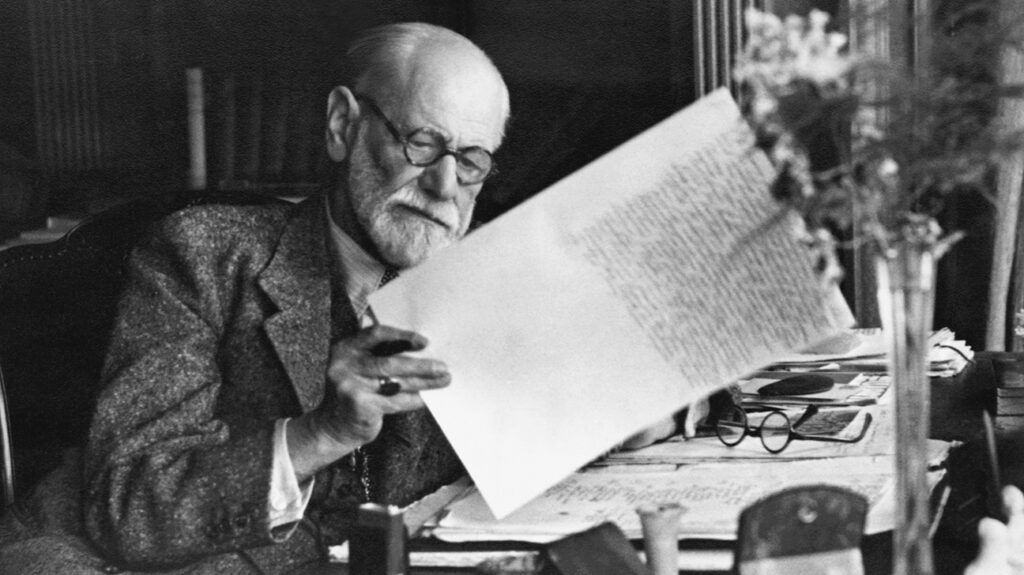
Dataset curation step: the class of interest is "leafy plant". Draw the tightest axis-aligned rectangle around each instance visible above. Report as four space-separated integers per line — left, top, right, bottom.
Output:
734 4 1024 265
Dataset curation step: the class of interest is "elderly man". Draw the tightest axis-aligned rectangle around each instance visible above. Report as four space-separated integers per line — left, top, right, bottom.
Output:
1 20 685 573
84 21 512 571
0 22 510 573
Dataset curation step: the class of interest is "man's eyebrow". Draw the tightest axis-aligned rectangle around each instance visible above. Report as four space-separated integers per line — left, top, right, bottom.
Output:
421 124 497 153
405 107 500 151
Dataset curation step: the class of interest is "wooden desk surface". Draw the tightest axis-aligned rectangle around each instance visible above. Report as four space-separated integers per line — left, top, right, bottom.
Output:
318 354 1017 574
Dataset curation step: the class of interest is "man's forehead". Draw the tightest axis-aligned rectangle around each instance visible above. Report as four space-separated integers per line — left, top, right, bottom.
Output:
386 47 508 148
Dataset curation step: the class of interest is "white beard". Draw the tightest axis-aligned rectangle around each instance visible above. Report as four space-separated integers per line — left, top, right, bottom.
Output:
348 142 467 268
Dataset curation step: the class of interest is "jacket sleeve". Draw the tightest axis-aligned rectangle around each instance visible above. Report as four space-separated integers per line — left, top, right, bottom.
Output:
83 212 280 568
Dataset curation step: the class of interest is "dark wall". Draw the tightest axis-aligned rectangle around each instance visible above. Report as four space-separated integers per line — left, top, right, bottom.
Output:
469 0 689 221
0 1 44 237
0 0 694 213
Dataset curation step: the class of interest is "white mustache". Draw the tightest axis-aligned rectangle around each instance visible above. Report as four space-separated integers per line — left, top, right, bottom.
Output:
390 188 460 231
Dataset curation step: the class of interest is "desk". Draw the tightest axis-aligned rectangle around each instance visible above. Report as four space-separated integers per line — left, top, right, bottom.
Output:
323 353 1015 575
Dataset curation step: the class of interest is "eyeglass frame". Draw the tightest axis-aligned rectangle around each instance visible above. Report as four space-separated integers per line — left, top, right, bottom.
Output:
715 404 873 454
352 93 498 185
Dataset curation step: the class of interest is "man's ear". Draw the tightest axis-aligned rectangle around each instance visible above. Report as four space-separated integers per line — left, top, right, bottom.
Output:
325 86 359 162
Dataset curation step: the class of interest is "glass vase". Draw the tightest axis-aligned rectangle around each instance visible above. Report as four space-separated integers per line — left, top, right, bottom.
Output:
874 236 941 575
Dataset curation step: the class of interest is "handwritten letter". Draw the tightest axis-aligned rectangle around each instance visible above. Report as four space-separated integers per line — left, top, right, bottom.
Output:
371 89 854 518
433 458 894 541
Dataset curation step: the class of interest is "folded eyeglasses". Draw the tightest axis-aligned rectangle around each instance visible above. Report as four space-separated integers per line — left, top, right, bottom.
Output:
715 404 873 453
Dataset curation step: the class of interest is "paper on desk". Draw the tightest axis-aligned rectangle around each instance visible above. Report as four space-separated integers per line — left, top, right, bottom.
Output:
772 327 973 376
774 328 888 363
428 457 897 543
370 88 854 518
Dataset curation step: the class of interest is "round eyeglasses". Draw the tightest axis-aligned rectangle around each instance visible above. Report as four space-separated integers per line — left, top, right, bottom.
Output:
354 94 497 185
715 405 873 453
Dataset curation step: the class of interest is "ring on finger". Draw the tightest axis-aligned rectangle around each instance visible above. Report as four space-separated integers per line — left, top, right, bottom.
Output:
377 376 402 397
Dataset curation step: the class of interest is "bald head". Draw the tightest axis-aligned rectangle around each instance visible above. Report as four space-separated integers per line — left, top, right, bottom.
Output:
340 23 510 136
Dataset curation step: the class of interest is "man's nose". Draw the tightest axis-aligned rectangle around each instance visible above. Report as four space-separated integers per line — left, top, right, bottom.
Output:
418 154 460 200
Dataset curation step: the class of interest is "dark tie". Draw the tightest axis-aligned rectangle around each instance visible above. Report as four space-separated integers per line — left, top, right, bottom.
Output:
379 266 399 287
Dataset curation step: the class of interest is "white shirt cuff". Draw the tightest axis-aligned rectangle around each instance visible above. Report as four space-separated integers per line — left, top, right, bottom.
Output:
268 418 314 539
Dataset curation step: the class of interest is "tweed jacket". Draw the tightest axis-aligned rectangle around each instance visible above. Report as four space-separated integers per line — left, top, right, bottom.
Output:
0 193 462 574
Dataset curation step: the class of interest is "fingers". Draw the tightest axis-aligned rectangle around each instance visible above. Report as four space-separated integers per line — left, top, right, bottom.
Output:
979 517 1010 551
372 339 415 357
313 325 452 450
327 324 451 407
1003 485 1024 521
360 354 449 382
970 489 1024 575
347 370 447 416
372 387 430 414
343 324 429 354
1002 486 1024 571
349 354 450 406
968 518 1010 575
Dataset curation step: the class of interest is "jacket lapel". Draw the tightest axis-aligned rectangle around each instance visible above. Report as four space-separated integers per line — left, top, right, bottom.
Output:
258 194 332 414
257 194 463 505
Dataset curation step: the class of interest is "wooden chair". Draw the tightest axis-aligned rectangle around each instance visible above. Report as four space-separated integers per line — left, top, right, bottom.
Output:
0 190 287 505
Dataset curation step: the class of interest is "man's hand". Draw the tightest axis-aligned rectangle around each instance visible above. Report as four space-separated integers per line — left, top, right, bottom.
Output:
966 485 1024 575
320 324 451 444
288 325 451 480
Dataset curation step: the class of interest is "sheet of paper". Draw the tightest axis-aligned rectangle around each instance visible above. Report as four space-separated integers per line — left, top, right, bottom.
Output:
429 457 896 542
371 88 854 518
774 328 888 364
328 544 733 573
772 327 971 377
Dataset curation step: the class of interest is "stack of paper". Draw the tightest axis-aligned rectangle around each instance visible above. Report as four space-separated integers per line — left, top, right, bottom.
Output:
425 457 905 543
736 371 886 407
421 407 952 544
770 327 974 377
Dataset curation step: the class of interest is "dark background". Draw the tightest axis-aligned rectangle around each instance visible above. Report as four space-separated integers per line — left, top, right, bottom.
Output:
0 0 994 348
0 0 704 218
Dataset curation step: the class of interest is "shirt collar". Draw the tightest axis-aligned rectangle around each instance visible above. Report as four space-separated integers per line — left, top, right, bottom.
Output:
324 202 388 318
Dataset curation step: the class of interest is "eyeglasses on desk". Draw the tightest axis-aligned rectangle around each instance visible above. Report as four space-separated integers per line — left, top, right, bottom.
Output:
715 404 873 453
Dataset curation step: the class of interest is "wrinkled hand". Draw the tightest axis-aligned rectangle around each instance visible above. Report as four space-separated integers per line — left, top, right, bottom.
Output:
966 485 1024 575
316 324 451 446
